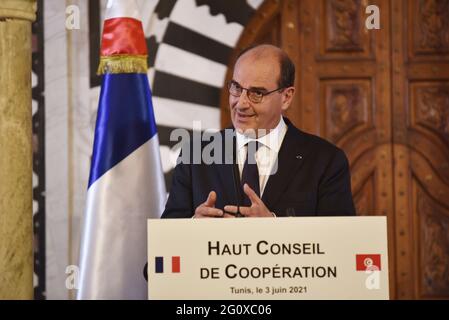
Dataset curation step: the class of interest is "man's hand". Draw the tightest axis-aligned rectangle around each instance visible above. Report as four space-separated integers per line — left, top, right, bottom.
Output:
193 191 224 218
224 184 274 218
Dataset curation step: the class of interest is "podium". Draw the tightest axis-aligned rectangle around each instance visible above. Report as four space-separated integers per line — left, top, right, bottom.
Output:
147 217 389 300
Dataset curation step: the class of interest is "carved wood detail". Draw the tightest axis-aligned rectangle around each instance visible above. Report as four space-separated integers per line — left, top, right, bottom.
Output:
220 0 449 299
326 0 363 51
417 189 449 297
322 81 370 143
354 172 375 215
416 0 449 53
408 129 449 186
412 84 449 141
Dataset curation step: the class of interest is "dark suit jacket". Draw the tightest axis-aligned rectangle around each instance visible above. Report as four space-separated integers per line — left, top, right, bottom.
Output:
162 118 356 218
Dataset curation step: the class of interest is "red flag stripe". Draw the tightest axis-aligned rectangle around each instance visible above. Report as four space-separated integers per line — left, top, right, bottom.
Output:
172 256 180 273
101 17 147 56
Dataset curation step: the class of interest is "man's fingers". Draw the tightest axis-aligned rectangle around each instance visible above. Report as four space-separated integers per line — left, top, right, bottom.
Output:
224 205 251 216
195 206 223 218
243 184 261 204
203 191 217 207
224 205 238 214
238 206 251 216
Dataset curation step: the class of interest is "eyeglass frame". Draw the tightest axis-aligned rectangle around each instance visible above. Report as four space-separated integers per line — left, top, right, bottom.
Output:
227 80 285 104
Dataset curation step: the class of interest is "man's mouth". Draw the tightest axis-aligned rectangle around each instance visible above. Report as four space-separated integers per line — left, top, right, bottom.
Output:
236 112 255 118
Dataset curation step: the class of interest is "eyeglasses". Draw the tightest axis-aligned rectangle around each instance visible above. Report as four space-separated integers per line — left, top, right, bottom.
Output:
227 80 284 104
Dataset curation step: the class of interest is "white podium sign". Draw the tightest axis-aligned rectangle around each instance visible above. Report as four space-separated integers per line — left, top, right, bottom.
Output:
147 217 389 300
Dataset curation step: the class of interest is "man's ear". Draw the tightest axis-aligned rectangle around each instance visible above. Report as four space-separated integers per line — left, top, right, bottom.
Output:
281 87 295 111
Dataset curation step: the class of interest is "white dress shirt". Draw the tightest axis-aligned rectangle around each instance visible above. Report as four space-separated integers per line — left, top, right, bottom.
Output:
236 117 288 196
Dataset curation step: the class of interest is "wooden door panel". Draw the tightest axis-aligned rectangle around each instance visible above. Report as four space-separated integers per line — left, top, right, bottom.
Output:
353 173 376 215
410 83 449 154
408 0 449 61
220 0 396 297
319 0 374 59
306 1 396 295
410 147 449 298
320 79 373 144
414 185 449 298
392 0 449 299
351 144 393 217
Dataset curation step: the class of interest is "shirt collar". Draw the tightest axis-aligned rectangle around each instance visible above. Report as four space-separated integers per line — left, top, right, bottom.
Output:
236 117 286 152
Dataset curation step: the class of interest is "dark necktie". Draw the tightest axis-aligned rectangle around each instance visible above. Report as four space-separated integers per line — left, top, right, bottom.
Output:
241 141 260 206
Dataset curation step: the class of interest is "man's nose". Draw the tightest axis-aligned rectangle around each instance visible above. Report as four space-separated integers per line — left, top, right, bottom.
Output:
237 89 251 107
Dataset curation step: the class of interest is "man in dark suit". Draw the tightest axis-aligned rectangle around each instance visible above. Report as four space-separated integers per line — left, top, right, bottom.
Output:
162 44 355 218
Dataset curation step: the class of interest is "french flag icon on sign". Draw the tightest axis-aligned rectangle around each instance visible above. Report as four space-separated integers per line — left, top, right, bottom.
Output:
155 256 181 273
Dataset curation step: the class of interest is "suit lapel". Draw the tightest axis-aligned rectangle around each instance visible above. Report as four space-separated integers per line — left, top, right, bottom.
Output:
261 120 309 210
216 130 241 206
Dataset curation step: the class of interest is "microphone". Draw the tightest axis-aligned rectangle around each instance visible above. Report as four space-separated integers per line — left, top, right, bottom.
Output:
143 262 148 281
229 134 244 218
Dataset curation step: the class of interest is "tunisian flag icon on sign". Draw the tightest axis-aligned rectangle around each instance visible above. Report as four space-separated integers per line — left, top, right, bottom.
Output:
356 254 381 271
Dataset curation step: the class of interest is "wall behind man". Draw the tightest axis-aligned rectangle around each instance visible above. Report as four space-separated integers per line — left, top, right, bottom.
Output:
41 0 264 299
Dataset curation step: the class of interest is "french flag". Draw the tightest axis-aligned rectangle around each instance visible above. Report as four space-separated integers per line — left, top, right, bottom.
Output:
77 0 166 299
155 256 181 274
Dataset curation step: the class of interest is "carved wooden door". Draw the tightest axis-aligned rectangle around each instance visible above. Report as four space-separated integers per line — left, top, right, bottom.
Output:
390 0 449 299
220 0 449 299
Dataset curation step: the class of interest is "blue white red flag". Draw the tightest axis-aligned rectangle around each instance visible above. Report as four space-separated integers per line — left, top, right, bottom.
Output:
77 0 166 299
